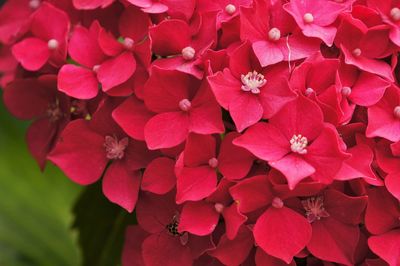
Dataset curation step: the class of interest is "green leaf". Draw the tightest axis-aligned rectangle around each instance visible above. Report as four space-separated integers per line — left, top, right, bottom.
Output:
72 182 136 266
0 95 81 266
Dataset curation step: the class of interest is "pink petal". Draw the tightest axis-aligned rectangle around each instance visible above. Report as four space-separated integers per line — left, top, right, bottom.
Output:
178 201 219 236
253 41 285 67
349 72 390 106
12 37 50 71
141 157 176 194
229 93 263 132
57 64 99 99
98 52 136 91
254 206 312 264
176 166 217 204
229 175 273 213
222 204 248 240
102 162 141 212
209 226 254 266
144 112 189 150
385 172 400 202
308 218 359 266
255 248 296 266
112 96 153 141
269 154 316 189
183 133 216 167
368 230 400 266
233 122 289 161
207 69 242 110
48 120 107 185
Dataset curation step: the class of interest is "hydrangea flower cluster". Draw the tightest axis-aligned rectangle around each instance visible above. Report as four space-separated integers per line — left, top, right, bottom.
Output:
1 0 400 265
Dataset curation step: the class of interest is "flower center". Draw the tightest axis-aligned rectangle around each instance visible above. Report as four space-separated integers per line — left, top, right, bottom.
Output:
241 71 266 94
301 196 330 223
179 99 192 112
290 134 308 154
305 87 314 96
341 86 352 97
29 0 40 9
123 37 134 50
104 136 129 160
225 4 236 14
47 103 63 122
92 65 100 73
47 39 59 50
352 48 362 57
214 203 224 213
268 27 281 41
272 197 284 208
394 106 400 119
390 7 400 21
208 157 219 168
166 215 186 237
303 13 314 23
182 46 195 60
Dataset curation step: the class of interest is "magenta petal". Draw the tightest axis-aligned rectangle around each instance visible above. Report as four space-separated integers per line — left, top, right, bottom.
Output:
98 52 136 91
58 64 99 99
222 204 248 240
255 248 296 266
178 201 219 236
233 122 289 161
141 157 176 195
176 166 217 204
368 230 400 266
254 206 312 264
142 234 193 266
48 120 107 185
102 162 141 212
385 173 400 201
307 218 359 266
209 226 254 266
144 112 189 150
269 154 316 189
253 41 285 67
12 37 50 71
229 93 263 132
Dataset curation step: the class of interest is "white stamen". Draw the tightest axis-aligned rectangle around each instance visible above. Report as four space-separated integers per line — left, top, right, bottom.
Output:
290 134 308 154
305 87 314 96
225 4 236 15
182 46 195 60
47 39 59 50
394 106 400 119
241 71 267 94
268 27 281 41
390 7 400 21
352 48 362 57
341 86 352 97
29 0 40 9
179 99 192 112
123 37 134 49
303 13 314 23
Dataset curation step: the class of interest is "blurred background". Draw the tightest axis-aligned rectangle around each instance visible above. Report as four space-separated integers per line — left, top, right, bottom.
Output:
0 92 82 265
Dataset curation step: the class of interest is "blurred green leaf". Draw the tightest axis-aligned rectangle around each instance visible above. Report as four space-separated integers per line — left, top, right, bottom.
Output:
0 95 81 266
73 182 136 266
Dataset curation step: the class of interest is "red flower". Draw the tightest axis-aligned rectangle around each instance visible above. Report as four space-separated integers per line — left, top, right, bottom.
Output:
234 95 349 189
48 98 156 212
208 41 296 132
141 68 224 149
12 2 70 71
240 0 321 67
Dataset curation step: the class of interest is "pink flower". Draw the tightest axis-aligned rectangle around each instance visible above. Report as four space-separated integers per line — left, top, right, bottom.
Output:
141 68 224 149
12 2 70 71
127 0 196 20
234 95 349 189
240 0 321 67
48 98 156 212
208 41 296 132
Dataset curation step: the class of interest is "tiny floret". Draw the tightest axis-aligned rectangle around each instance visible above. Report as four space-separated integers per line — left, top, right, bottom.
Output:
208 157 219 168
341 86 352 97
272 197 284 208
214 203 224 213
352 48 362 57
92 65 100 73
29 0 40 9
305 87 314 96
268 27 281 41
303 13 314 23
290 134 308 154
394 106 400 119
301 196 330 223
47 39 59 50
241 71 267 94
390 7 400 21
225 4 236 15
104 136 129 160
179 99 192 112
182 46 196 60
123 37 134 50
